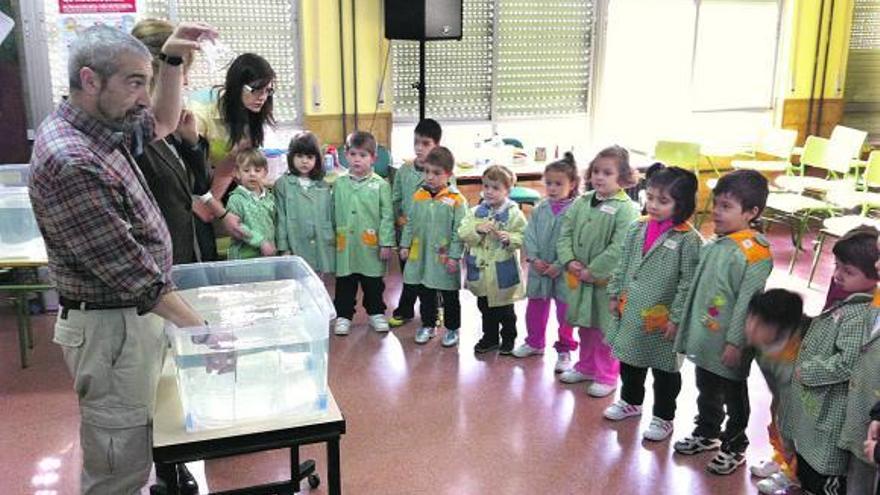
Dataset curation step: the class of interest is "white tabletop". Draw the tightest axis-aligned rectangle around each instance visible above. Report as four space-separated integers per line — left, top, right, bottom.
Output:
153 356 344 449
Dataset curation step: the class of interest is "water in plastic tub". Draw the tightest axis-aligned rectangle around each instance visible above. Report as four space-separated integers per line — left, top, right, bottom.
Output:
166 257 335 432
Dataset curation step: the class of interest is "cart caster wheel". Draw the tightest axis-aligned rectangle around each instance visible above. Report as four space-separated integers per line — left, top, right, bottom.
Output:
308 474 320 489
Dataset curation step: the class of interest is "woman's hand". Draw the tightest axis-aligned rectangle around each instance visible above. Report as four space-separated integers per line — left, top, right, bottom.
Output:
176 109 199 146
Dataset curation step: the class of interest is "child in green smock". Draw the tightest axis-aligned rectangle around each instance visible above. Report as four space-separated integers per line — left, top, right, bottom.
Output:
400 146 467 347
603 166 701 442
332 131 395 336
275 131 335 275
556 145 639 398
226 149 276 260
673 170 772 476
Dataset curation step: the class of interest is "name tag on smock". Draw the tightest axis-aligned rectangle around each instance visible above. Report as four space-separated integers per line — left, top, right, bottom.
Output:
599 204 617 215
663 239 679 250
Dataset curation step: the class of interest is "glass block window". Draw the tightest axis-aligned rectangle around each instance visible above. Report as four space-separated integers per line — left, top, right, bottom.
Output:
495 0 592 117
392 0 494 120
392 0 594 121
145 0 300 123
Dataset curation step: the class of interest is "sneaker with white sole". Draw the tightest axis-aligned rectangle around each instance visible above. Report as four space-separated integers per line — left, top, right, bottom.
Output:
673 435 722 455
334 317 352 336
706 449 746 475
554 351 572 373
369 314 390 332
414 327 435 344
643 416 674 441
512 343 543 358
603 400 642 421
756 472 794 494
559 369 594 384
441 328 459 347
587 382 617 397
750 460 781 479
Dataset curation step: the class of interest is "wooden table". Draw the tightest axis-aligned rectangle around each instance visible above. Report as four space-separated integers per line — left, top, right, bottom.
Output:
152 358 347 494
0 255 51 368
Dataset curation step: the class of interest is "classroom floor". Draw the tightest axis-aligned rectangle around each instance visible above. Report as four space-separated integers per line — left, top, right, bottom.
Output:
0 226 838 495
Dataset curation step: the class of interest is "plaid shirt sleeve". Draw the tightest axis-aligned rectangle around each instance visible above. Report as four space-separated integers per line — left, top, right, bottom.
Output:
44 159 168 309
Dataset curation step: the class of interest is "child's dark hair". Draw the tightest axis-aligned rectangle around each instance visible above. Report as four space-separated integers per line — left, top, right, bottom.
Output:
832 225 879 280
586 145 636 189
483 165 516 190
544 151 580 198
713 170 769 219
414 118 442 144
748 289 805 342
646 166 699 225
425 146 455 174
345 131 377 156
287 131 324 180
236 148 268 170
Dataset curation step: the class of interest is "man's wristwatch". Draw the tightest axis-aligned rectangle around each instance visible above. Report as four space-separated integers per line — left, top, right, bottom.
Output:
158 52 184 66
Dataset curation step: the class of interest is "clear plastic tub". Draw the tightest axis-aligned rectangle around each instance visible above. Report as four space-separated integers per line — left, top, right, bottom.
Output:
166 256 335 432
0 187 46 261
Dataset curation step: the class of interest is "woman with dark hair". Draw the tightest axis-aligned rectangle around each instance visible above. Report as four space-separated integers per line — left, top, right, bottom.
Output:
192 53 277 199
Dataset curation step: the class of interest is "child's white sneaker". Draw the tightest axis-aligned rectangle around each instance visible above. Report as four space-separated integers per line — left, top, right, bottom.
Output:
512 343 543 358
414 326 435 344
756 472 794 494
441 328 459 347
334 317 352 336
559 369 593 384
554 351 572 373
750 460 781 479
587 382 617 397
643 416 674 441
369 314 390 332
603 399 642 421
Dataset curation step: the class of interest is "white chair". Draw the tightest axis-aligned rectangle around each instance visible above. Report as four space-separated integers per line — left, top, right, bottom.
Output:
731 128 798 174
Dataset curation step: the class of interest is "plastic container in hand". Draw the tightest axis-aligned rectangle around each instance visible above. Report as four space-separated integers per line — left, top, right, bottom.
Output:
165 256 335 432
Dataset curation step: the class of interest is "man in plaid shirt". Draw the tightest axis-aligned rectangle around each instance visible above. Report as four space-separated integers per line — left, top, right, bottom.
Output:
29 23 216 494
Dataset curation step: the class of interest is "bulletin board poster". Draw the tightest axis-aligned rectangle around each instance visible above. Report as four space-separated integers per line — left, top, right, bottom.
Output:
56 0 139 50
59 0 136 14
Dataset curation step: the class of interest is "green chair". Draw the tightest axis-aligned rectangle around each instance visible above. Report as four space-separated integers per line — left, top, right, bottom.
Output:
0 269 53 368
807 214 880 287
510 185 542 206
654 141 702 172
338 144 393 179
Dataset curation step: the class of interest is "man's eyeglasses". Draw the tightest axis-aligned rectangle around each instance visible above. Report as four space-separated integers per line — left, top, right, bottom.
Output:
244 84 275 97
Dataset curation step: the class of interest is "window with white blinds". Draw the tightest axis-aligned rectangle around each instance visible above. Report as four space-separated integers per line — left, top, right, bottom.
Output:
843 0 880 139
145 0 301 123
392 0 594 121
495 0 592 117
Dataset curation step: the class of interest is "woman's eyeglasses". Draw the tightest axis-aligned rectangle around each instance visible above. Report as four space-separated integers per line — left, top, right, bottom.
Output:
244 84 275 97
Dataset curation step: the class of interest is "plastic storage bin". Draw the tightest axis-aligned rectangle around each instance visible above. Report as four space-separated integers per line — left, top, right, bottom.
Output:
166 256 335 432
0 187 46 261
